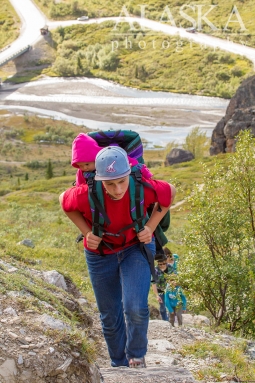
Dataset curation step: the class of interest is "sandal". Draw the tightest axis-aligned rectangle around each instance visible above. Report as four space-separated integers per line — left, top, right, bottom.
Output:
129 357 146 368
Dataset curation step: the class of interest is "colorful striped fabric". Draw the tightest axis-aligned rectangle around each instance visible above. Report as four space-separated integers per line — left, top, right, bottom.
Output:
88 130 144 164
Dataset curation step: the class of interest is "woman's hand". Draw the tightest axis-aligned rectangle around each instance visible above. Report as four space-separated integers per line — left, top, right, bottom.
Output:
86 231 102 250
137 226 153 244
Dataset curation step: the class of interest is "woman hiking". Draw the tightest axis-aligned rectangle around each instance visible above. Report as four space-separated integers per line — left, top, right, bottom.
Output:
59 146 176 368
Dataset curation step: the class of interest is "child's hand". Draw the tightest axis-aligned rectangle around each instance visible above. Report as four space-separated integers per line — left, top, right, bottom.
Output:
137 226 153 244
86 231 102 250
156 295 163 303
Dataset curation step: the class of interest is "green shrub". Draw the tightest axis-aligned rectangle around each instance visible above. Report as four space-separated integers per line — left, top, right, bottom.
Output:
25 161 45 169
49 22 254 98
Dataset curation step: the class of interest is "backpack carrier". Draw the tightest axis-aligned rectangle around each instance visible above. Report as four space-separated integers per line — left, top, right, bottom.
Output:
88 130 170 256
88 130 144 164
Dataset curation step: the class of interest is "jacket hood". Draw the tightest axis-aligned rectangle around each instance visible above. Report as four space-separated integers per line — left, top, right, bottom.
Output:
71 133 103 168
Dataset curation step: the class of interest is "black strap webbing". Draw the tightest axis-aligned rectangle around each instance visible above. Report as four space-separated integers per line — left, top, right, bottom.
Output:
135 177 143 231
140 243 158 283
87 179 111 225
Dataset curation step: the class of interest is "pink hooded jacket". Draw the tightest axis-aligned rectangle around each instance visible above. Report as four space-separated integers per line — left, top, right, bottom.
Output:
71 133 102 167
71 133 153 186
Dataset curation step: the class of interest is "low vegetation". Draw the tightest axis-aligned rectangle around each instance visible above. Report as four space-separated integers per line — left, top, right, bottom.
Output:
34 0 255 48
2 111 255 379
182 131 255 336
0 112 89 171
0 111 212 292
1 5 254 97
48 22 254 98
0 0 20 50
181 339 255 381
183 127 210 158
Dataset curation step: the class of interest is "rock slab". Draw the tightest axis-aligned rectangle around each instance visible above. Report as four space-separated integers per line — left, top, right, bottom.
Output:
100 366 196 383
210 74 255 154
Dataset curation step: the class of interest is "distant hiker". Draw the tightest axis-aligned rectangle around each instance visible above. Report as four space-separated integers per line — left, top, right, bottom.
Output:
165 274 187 327
60 146 176 368
151 254 177 321
164 247 179 274
71 132 153 186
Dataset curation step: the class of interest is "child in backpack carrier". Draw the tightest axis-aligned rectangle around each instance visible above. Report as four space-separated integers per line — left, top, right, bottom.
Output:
71 133 153 186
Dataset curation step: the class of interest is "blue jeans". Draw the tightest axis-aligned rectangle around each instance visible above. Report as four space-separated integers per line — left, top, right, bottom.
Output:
85 239 155 367
159 293 169 321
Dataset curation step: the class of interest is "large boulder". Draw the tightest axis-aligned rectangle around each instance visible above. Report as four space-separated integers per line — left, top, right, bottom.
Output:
210 75 255 155
165 148 194 166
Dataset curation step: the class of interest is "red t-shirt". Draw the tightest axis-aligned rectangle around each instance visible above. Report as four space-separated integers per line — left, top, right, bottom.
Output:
63 178 171 254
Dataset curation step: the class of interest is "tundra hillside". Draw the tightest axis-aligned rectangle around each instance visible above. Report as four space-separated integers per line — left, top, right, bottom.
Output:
0 0 20 49
0 111 210 299
0 2 254 98
47 22 254 98
2 112 255 381
34 0 255 47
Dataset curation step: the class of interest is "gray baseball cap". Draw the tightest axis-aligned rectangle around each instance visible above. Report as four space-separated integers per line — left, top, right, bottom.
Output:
95 146 131 181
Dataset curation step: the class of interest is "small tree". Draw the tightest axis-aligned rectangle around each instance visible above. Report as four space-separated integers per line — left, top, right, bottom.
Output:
183 127 210 158
71 1 79 13
164 141 178 159
46 160 53 179
182 130 255 335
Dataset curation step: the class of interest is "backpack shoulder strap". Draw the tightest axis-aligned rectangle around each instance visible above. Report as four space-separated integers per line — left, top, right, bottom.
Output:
129 167 148 233
86 173 111 237
129 167 158 283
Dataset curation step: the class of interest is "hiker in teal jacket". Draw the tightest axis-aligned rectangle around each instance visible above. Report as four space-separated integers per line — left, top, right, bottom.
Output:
165 274 187 327
151 254 175 321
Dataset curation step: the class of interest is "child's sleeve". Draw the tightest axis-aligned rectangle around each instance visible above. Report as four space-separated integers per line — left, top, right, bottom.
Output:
127 156 153 179
141 164 153 179
127 156 138 166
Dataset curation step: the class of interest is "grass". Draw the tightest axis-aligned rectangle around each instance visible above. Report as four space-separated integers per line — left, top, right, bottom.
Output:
0 111 242 313
180 340 255 381
1 112 255 376
0 112 190 305
0 112 89 163
0 0 20 50
33 0 255 48
0 110 218 202
0 111 222 299
2 10 254 97
47 22 254 98
2 71 44 83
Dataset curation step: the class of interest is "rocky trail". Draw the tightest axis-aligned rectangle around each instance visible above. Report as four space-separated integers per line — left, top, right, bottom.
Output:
0 257 254 383
97 319 198 383
96 316 247 383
